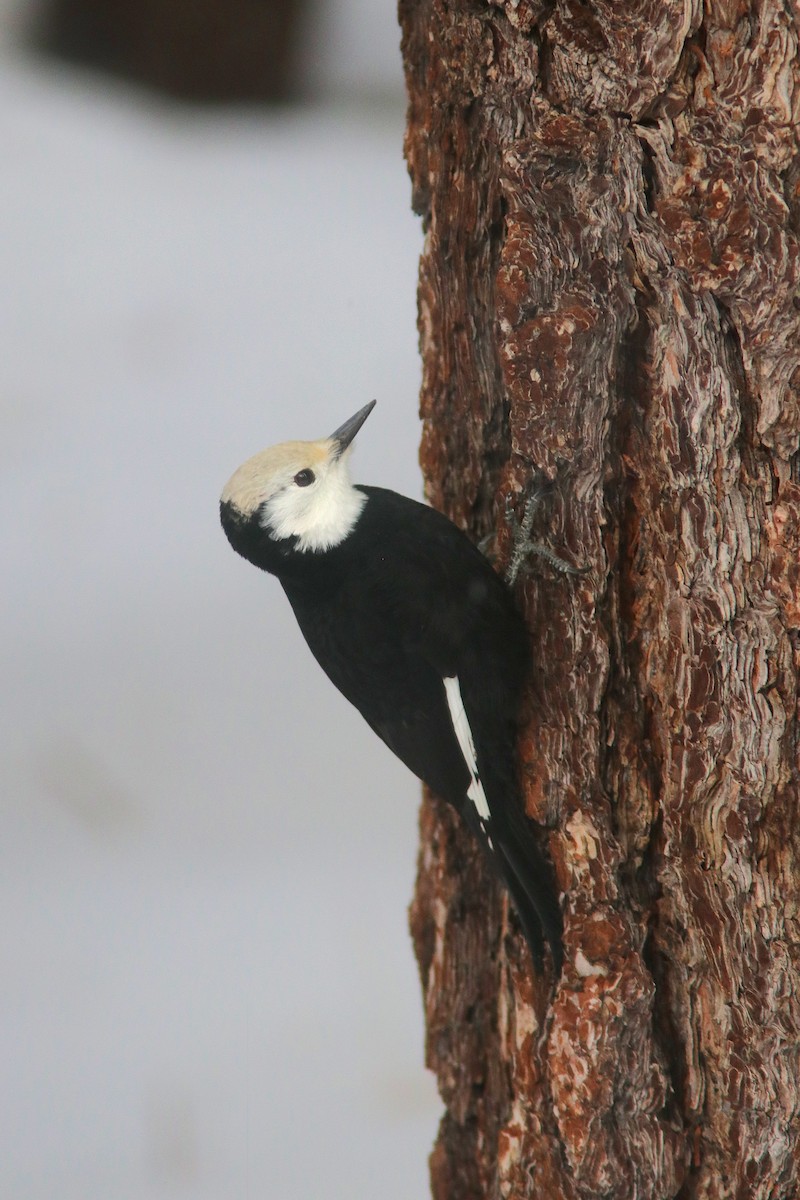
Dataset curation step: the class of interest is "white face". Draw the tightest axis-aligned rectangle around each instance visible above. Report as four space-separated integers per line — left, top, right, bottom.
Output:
221 438 367 553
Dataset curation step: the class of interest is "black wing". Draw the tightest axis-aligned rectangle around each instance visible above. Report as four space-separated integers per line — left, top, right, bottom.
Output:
284 488 562 969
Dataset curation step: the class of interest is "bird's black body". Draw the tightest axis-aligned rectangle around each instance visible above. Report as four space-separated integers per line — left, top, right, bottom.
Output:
220 479 562 972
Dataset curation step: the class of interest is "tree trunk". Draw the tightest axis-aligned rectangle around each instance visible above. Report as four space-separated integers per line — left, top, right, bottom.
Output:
399 3 800 1198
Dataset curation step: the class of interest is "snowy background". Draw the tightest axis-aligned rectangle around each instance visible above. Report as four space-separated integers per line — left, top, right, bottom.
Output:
1 7 441 1198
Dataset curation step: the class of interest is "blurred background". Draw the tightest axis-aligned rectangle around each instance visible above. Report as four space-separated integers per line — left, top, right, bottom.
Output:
0 2 439 1197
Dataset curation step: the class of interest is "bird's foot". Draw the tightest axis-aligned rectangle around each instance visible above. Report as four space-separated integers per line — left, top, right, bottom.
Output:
504 491 588 587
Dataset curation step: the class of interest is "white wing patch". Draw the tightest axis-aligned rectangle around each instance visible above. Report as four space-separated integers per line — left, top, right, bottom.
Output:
443 675 491 826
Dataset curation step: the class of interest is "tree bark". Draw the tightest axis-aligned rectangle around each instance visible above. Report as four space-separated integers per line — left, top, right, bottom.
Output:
399 3 800 1198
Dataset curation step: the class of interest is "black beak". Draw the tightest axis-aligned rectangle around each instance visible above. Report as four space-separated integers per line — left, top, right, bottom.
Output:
330 400 376 458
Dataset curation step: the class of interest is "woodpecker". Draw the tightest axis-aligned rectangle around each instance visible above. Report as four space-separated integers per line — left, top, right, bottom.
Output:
220 402 563 973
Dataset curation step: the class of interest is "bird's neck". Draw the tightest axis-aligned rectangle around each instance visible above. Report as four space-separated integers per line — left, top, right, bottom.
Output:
220 499 358 588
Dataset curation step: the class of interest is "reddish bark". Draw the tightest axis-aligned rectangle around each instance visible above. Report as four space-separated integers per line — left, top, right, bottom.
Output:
400 2 800 1197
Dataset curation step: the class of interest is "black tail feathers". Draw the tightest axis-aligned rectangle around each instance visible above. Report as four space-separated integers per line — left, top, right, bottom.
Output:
460 787 564 975
496 828 563 976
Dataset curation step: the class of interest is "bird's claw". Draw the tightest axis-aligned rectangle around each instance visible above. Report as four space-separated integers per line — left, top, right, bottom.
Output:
504 491 588 586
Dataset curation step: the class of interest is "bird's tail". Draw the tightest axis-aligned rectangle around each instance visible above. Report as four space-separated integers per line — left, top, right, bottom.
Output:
457 769 563 974
493 800 563 975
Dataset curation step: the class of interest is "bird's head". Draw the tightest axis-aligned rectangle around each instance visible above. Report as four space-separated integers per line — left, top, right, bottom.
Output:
220 401 375 556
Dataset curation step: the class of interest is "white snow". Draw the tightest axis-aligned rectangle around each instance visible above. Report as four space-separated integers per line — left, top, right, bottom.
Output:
0 50 440 1200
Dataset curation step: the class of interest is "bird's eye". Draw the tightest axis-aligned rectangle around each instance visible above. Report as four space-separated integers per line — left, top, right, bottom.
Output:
294 469 315 488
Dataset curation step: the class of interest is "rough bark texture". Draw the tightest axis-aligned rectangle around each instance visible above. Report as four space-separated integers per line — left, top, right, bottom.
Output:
400 3 800 1198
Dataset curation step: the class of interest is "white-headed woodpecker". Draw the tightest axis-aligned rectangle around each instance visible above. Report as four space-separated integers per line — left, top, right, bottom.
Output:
220 402 563 973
